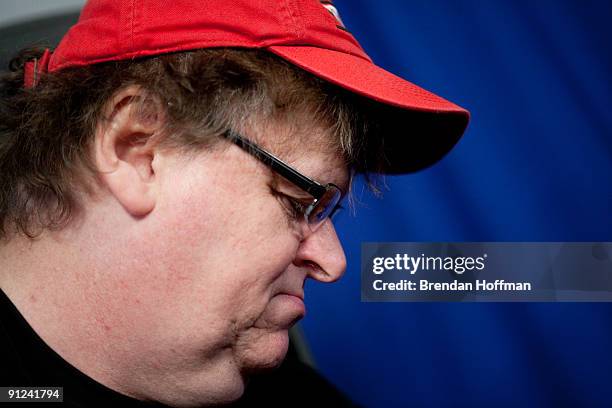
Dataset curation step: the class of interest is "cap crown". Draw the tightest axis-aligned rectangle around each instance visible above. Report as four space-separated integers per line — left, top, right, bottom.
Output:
50 0 370 71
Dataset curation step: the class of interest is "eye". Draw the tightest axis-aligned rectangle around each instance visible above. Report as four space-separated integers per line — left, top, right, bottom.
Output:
274 191 310 221
285 196 309 219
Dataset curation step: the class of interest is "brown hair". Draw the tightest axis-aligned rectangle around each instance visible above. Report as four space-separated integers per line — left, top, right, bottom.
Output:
0 47 383 240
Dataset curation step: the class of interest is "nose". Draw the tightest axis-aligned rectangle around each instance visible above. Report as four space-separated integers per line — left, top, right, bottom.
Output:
293 219 346 283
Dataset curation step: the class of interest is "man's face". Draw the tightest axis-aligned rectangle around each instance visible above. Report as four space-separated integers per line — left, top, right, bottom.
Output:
105 121 349 404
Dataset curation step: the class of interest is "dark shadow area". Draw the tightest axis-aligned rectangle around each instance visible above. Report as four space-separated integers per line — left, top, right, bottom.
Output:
0 12 79 71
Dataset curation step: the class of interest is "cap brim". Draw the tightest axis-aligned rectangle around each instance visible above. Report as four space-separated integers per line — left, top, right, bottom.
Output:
268 45 470 174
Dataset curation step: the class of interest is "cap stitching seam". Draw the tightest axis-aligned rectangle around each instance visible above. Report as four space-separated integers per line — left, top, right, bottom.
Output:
50 39 378 72
131 0 135 53
281 0 303 40
48 39 293 71
289 0 305 39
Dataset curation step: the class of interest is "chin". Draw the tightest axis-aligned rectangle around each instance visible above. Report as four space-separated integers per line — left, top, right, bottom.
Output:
239 329 290 374
148 366 246 408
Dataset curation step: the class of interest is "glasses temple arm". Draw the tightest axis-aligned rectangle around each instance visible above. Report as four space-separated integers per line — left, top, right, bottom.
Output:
224 130 327 198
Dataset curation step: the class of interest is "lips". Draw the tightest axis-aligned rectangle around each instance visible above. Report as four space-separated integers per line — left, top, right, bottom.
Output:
282 290 304 302
255 293 306 330
279 289 306 321
276 293 306 318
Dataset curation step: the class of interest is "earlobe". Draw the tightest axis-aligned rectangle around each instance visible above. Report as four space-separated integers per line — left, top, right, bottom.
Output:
103 165 156 217
94 86 163 218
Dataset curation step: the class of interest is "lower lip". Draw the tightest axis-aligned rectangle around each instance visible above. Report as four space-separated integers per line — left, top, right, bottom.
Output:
276 294 306 318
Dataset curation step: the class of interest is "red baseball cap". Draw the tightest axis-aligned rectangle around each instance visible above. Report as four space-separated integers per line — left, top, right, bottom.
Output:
28 0 470 174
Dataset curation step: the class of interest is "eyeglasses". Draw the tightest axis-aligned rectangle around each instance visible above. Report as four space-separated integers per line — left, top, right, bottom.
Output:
223 130 343 232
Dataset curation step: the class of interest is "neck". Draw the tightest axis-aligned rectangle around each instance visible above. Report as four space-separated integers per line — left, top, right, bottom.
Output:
0 213 151 399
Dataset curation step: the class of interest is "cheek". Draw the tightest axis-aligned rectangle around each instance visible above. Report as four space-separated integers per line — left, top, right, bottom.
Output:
147 162 301 322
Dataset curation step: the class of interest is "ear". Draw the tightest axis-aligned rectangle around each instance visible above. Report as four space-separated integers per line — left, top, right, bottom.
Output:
94 86 165 217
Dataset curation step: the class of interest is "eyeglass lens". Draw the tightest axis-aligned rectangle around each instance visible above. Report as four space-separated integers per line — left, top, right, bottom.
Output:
306 185 342 230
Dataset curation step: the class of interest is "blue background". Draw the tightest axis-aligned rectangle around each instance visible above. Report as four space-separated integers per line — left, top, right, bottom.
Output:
302 1 612 407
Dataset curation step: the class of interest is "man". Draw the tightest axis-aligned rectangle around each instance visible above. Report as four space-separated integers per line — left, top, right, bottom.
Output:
0 0 468 406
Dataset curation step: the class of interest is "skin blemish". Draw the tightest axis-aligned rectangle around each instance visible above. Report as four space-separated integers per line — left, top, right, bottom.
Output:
94 315 112 333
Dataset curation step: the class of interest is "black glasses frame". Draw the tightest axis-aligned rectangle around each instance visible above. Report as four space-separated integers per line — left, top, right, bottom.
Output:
223 130 343 230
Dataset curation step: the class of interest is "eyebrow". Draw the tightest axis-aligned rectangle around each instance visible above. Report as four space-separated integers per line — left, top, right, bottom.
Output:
269 150 352 197
313 166 352 198
224 129 344 198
